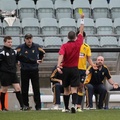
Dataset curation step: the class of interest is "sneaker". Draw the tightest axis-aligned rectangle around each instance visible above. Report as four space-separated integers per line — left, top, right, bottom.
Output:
2 108 9 111
85 107 96 110
36 108 41 111
71 107 76 113
21 106 32 111
77 108 83 112
53 104 59 110
62 108 70 112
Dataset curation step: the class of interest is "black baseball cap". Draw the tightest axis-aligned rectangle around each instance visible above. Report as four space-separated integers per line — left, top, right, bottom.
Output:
24 33 33 39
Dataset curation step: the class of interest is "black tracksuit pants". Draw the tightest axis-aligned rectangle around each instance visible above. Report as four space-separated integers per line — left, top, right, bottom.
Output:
21 69 41 110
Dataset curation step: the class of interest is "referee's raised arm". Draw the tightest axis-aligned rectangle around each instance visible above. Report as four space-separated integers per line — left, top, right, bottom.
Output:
79 13 85 37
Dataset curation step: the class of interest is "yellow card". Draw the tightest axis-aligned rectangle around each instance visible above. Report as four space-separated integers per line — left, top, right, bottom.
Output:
78 8 83 15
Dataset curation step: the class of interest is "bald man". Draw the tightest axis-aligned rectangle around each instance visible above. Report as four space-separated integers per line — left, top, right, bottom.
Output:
84 56 118 109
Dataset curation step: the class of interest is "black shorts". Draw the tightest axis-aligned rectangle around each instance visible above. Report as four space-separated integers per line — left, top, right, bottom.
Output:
0 71 19 86
78 69 86 83
62 67 80 87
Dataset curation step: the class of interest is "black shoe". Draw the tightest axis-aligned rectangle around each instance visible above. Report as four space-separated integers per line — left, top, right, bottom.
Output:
97 105 104 109
71 107 76 113
21 106 32 111
2 108 9 111
36 108 41 111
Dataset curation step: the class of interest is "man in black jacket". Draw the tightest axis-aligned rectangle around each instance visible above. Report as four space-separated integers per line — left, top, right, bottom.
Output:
16 34 45 110
0 36 40 111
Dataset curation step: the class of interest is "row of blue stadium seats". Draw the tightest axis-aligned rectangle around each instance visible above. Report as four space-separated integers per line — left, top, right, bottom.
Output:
0 36 120 48
0 17 120 36
0 0 111 5
0 0 120 20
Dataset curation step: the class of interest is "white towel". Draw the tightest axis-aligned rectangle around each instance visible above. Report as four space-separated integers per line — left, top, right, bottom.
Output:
4 17 16 26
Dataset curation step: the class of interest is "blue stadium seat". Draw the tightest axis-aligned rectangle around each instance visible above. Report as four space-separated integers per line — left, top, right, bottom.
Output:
86 36 100 48
44 37 62 48
55 0 73 21
118 37 120 47
0 37 4 47
40 18 59 35
73 0 91 20
114 18 120 35
96 18 113 35
21 18 40 35
109 0 120 20
100 36 118 47
18 0 36 20
0 21 3 35
62 37 68 44
0 0 17 17
3 18 22 35
32 37 44 47
12 37 21 48
36 0 55 21
91 0 110 20
77 18 95 35
59 18 76 36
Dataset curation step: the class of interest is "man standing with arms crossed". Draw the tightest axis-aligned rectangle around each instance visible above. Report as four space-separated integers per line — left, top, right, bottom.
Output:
57 13 84 113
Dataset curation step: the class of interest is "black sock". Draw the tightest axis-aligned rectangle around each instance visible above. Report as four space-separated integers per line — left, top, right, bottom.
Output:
15 91 24 108
63 95 70 109
77 95 83 106
1 92 6 109
0 93 1 103
72 93 78 105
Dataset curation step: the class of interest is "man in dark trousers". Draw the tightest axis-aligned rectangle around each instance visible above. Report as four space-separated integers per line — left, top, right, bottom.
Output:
84 56 118 109
16 34 45 110
50 64 64 110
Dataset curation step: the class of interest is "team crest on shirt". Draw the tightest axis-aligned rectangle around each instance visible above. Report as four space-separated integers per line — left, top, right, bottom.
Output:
6 52 9 56
12 52 15 55
102 72 104 75
95 71 97 73
83 47 86 51
25 51 28 54
32 50 35 53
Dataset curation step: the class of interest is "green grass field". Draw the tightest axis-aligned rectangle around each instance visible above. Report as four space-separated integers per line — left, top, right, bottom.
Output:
0 109 120 120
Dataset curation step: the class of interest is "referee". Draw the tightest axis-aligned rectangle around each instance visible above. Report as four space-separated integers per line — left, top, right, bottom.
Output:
57 13 84 113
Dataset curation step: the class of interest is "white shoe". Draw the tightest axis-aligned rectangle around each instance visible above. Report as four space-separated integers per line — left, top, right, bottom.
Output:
53 105 59 110
62 108 70 112
85 107 96 110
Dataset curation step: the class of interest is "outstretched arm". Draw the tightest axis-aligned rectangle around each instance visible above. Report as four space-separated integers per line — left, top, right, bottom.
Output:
108 78 119 89
79 13 85 36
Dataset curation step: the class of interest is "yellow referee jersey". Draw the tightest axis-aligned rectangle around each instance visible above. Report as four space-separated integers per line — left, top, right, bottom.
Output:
78 43 91 70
